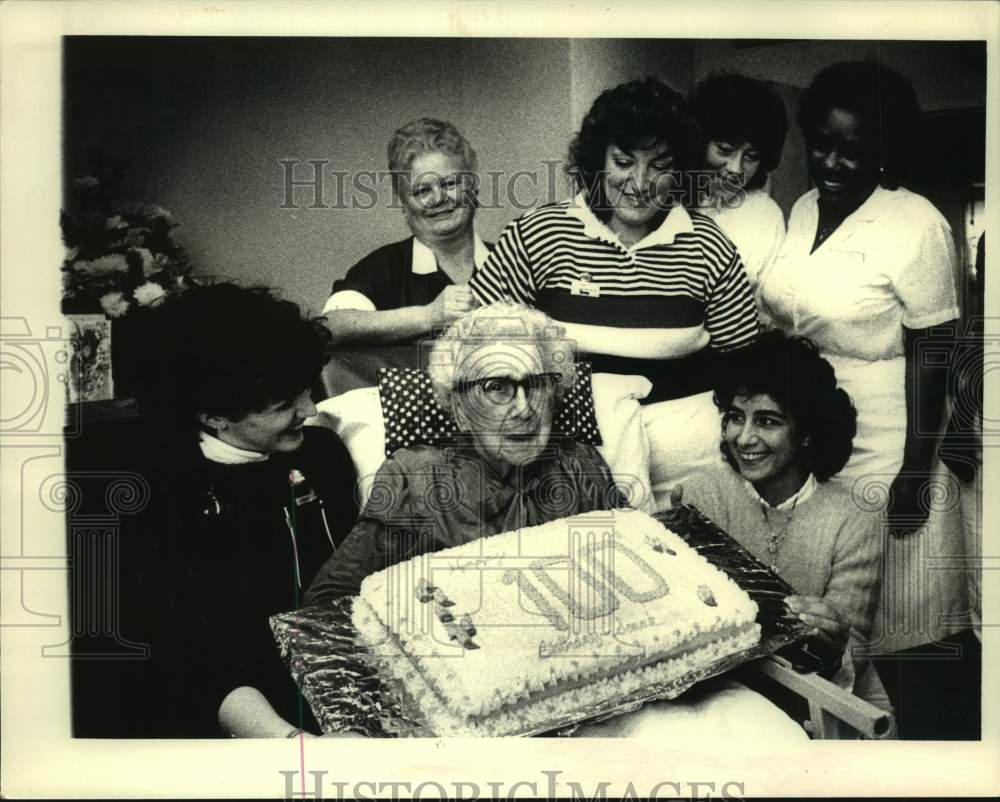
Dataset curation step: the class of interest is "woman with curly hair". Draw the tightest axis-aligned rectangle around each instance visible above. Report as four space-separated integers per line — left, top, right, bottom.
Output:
470 76 759 508
689 72 788 289
90 283 359 738
758 61 959 537
679 330 885 702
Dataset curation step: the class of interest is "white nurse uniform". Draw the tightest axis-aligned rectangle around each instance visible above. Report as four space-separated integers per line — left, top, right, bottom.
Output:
759 185 966 653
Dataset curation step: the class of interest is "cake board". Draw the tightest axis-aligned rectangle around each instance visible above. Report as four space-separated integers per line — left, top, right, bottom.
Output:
270 504 814 737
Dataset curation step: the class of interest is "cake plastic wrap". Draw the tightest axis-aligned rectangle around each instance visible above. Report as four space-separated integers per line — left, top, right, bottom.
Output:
270 504 813 737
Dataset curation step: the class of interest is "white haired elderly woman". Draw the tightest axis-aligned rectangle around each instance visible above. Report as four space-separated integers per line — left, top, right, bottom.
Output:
305 303 627 601
322 118 491 344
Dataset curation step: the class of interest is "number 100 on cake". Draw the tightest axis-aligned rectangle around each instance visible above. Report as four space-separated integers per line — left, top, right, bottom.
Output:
352 508 761 736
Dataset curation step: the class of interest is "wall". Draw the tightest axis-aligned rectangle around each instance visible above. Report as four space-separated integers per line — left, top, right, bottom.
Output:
568 39 695 126
64 37 703 314
64 37 575 314
693 39 987 110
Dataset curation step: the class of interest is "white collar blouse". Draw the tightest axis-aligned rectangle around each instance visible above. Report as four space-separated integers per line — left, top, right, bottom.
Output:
757 186 959 363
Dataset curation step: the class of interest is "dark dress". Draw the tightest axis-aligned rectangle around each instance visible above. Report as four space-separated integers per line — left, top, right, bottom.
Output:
71 425 359 737
331 236 491 310
305 438 627 602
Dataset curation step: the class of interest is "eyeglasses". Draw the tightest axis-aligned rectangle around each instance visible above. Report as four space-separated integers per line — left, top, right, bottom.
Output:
453 372 562 405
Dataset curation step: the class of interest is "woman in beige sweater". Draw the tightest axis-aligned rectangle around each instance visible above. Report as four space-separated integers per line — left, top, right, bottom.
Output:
680 330 885 703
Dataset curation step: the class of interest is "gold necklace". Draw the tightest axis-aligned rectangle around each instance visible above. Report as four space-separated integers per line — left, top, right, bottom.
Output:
760 496 799 574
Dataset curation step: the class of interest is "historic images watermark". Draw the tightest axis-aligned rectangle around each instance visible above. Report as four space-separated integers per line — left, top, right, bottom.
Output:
276 160 738 213
279 768 746 800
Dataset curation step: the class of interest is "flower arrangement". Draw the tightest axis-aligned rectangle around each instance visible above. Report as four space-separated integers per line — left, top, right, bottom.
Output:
61 176 195 317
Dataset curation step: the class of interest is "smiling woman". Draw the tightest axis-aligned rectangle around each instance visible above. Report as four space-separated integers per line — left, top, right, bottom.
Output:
470 76 762 512
321 118 490 344
100 283 361 738
758 61 960 539
689 72 789 290
680 330 887 709
470 76 761 401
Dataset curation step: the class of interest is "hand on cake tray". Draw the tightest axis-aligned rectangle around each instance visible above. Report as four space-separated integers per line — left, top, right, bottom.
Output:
784 595 848 675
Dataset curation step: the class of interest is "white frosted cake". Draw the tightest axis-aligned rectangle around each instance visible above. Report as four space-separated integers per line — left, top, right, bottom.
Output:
352 508 760 736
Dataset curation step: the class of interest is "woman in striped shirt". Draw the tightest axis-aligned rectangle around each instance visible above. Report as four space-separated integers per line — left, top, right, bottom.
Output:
469 76 759 509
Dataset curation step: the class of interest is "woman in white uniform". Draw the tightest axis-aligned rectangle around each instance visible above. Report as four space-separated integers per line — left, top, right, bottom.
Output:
758 61 962 652
689 72 788 293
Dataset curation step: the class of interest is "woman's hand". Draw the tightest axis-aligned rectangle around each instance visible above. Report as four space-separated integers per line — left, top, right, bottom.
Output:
219 686 314 738
785 595 849 665
425 285 476 328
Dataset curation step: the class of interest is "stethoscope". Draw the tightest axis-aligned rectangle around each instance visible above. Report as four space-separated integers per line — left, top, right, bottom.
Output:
201 470 336 590
283 474 336 590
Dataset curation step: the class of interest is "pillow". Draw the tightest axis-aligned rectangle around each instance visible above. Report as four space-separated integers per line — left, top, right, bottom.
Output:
591 372 655 514
309 387 385 508
377 363 602 457
642 391 721 512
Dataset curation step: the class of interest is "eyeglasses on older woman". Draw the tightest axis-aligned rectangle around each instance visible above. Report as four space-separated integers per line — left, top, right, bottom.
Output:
453 372 563 404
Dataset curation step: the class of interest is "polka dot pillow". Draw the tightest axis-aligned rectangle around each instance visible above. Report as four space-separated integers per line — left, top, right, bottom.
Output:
378 362 602 457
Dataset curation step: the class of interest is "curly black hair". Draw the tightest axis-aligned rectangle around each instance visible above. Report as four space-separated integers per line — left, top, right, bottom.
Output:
133 283 332 435
689 72 788 190
713 330 857 482
798 60 921 190
566 76 696 221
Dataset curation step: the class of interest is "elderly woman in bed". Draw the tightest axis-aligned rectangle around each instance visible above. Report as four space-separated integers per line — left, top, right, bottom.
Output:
305 303 626 602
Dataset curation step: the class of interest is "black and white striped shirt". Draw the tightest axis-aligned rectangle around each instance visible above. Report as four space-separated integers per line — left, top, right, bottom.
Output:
470 194 759 362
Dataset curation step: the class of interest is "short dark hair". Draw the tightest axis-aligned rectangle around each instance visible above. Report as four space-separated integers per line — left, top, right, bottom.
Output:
567 76 696 221
134 283 332 435
713 330 857 482
798 60 921 189
689 72 788 190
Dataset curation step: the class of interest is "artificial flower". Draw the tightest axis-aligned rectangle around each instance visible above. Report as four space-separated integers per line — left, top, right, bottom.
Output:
130 247 156 276
99 291 130 318
144 204 172 221
133 282 167 307
62 181 193 316
74 254 129 275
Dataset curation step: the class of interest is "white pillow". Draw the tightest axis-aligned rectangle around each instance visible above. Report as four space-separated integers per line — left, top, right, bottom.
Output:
590 373 655 513
310 374 656 514
642 391 721 512
309 387 385 508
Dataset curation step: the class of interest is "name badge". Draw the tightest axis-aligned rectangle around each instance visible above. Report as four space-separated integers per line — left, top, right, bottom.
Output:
569 274 601 298
828 248 865 264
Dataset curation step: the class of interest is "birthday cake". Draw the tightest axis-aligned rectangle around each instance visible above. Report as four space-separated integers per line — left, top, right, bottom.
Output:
351 508 760 736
